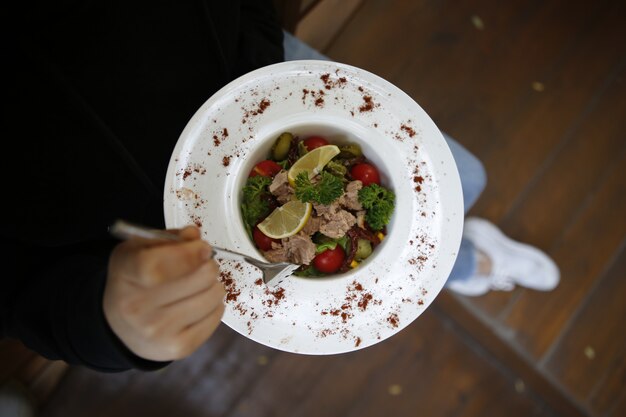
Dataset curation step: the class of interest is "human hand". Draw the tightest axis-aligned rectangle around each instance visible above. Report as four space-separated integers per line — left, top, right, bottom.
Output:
103 226 225 361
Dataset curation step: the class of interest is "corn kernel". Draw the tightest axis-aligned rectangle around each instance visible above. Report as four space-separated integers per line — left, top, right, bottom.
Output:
377 232 385 241
350 260 359 268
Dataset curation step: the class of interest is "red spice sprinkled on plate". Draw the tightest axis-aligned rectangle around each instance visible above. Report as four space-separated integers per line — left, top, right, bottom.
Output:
222 156 231 166
320 73 331 89
257 99 271 114
213 129 228 146
235 303 247 315
263 286 286 307
418 299 424 306
254 278 263 286
315 97 325 107
387 313 399 328
181 164 206 180
401 124 416 137
355 337 362 347
359 96 375 112
357 293 373 311
220 271 241 302
321 73 348 90
190 215 202 228
319 328 335 338
242 98 272 123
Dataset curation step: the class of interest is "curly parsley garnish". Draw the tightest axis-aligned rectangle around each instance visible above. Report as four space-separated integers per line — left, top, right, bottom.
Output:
294 171 344 205
358 184 395 230
241 176 272 236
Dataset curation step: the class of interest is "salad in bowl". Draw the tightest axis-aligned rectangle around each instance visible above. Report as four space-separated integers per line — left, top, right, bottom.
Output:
241 132 395 276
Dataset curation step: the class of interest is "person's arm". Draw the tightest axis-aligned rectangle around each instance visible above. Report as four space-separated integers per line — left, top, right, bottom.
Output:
2 239 161 371
2 228 224 372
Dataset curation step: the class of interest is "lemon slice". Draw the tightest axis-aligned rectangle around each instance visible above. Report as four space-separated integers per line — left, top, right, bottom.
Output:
287 144 340 186
257 200 312 239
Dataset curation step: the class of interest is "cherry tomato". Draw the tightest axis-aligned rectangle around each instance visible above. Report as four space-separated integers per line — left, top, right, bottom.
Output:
253 226 279 251
313 245 346 273
249 160 282 177
303 136 329 151
350 163 381 186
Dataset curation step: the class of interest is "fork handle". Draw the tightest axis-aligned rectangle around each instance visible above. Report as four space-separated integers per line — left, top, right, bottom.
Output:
110 220 254 262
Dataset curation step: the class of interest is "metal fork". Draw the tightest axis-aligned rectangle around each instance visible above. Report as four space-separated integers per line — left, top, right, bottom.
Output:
109 220 298 285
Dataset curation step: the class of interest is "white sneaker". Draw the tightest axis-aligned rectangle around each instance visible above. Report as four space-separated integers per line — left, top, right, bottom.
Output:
447 217 560 296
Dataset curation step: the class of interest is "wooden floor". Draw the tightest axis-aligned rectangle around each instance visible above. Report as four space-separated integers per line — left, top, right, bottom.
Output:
39 0 626 416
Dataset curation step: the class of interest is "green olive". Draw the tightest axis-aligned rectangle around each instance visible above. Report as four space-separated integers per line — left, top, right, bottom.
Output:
271 132 293 161
355 239 372 261
339 143 363 158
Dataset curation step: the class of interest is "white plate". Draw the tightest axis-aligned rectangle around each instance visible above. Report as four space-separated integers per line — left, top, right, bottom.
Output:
164 60 463 354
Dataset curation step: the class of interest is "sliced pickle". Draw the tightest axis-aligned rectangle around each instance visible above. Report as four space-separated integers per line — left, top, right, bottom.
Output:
271 132 293 161
338 143 363 158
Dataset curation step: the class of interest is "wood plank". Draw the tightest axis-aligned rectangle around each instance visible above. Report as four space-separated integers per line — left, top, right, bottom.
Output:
466 0 626 318
40 324 238 417
436 291 588 417
389 0 562 151
590 351 626 416
326 0 460 86
295 0 363 52
609 393 626 417
501 66 626 249
503 147 626 359
470 0 626 222
174 333 277 417
225 349 330 417
544 242 626 410
340 310 557 417
282 335 403 417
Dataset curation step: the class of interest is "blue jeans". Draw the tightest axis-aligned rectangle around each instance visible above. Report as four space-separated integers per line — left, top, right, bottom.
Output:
284 33 486 283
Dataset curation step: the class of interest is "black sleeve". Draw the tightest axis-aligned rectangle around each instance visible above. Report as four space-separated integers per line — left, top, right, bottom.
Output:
235 0 285 76
1 240 169 372
3 0 284 372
